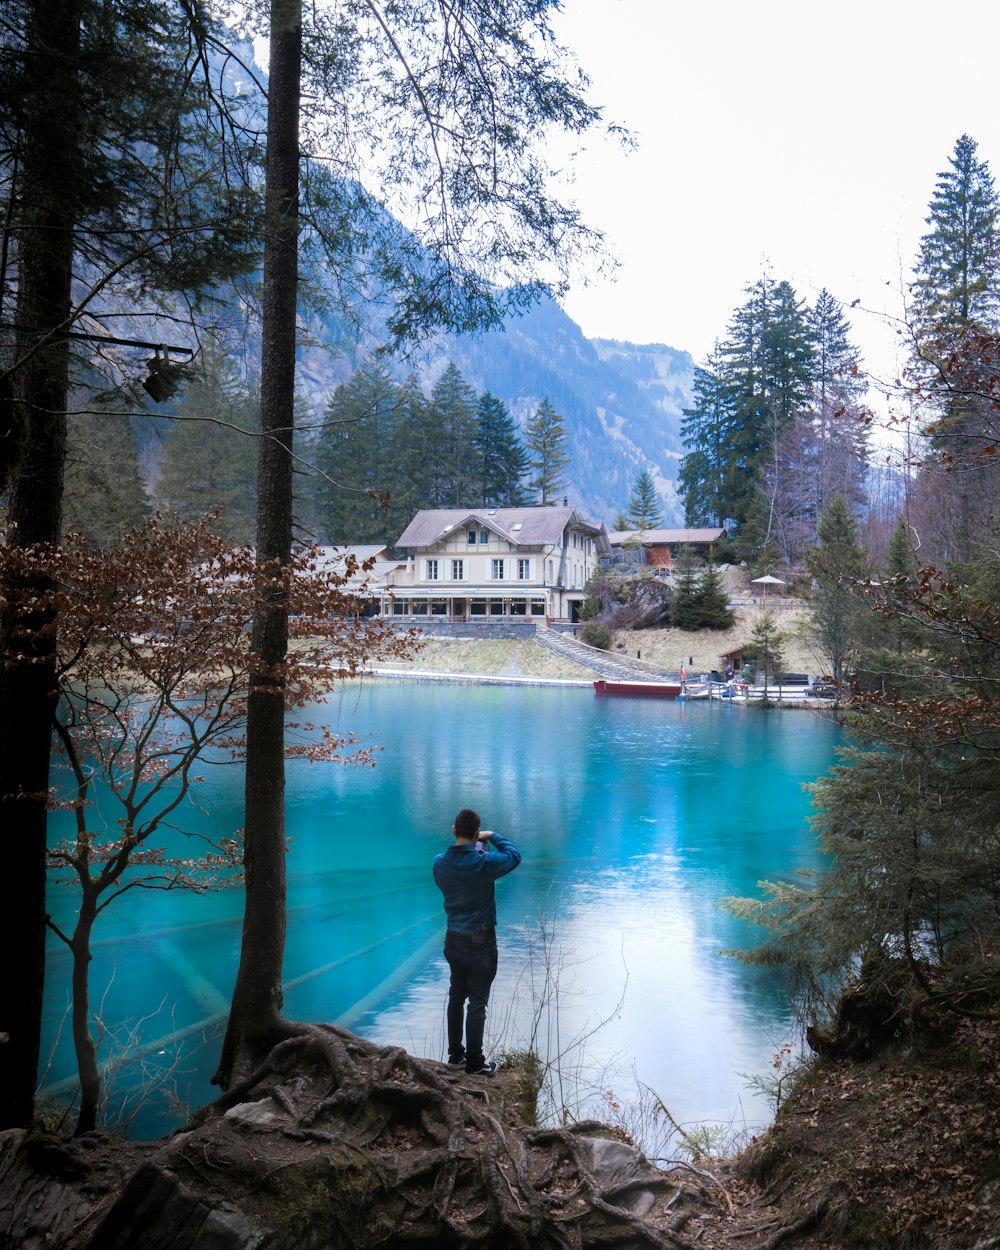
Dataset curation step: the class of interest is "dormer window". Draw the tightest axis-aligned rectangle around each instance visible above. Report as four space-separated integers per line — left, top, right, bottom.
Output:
467 529 477 545
479 529 488 544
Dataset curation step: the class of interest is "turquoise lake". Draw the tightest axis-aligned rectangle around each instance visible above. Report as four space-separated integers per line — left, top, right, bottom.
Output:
42 681 840 1143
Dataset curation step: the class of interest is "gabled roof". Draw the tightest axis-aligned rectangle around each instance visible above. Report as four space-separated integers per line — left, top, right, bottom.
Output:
607 528 726 545
396 506 609 550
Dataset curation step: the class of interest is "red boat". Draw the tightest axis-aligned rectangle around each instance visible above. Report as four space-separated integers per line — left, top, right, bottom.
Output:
593 678 682 699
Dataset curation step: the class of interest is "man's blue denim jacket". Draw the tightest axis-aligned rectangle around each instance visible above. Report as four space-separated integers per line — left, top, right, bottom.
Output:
433 834 521 932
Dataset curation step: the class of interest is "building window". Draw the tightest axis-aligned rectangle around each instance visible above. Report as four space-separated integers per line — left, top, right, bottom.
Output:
491 558 505 580
517 558 531 580
426 559 439 581
489 599 505 616
479 529 488 544
431 600 447 616
531 600 546 616
452 559 464 580
392 599 409 615
467 529 477 545
510 600 526 616
412 600 428 615
470 598 487 616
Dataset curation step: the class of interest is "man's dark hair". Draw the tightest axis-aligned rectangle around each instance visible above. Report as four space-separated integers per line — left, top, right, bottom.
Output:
454 808 481 840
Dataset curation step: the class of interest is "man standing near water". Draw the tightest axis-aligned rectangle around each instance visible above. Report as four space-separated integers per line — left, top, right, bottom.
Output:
433 808 521 1075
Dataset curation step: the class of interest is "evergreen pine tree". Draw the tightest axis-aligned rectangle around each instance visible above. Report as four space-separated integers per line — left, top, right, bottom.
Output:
808 288 869 516
312 363 402 543
697 558 734 629
474 392 529 506
806 492 870 685
911 134 1000 336
624 469 663 529
524 399 571 504
746 612 786 697
679 356 733 528
681 276 814 557
429 363 479 508
670 544 702 631
153 351 259 545
909 135 1000 562
64 409 149 548
878 516 921 657
384 378 434 524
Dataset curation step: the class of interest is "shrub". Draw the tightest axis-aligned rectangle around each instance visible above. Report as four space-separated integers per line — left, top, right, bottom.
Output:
580 621 613 650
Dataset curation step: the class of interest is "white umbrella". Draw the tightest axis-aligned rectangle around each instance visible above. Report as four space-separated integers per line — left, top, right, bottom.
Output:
751 574 785 598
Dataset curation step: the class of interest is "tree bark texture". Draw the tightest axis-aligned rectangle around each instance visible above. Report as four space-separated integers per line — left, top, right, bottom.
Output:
5 1032 707 1250
214 0 302 1089
0 0 83 1129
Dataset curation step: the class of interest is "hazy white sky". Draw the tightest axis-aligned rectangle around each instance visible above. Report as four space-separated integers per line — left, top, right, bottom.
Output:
548 0 1000 391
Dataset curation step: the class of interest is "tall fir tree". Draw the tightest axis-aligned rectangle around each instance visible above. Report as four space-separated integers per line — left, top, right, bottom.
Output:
311 362 402 543
877 516 921 657
808 288 869 517
64 408 149 548
679 354 733 528
806 492 871 685
624 469 663 529
680 275 814 558
909 135 1000 562
697 558 734 629
428 362 479 508
153 351 259 544
524 398 571 504
474 391 529 506
911 134 1000 336
669 544 702 631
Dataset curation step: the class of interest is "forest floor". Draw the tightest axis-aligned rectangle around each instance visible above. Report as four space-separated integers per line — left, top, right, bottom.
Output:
9 1015 997 1249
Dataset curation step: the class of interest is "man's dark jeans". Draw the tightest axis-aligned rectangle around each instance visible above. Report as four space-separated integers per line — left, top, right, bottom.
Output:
444 928 498 1069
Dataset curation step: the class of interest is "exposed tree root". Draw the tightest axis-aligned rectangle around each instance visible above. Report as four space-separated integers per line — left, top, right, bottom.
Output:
73 1024 720 1249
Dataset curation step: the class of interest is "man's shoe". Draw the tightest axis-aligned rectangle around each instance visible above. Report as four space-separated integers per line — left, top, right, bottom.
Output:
465 1060 498 1076
446 1055 466 1067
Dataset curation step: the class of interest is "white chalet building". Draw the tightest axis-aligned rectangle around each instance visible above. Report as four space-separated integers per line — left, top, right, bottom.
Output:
382 505 611 628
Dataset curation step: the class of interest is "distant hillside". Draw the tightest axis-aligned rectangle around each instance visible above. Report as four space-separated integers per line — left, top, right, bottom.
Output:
401 299 694 525
296 295 694 526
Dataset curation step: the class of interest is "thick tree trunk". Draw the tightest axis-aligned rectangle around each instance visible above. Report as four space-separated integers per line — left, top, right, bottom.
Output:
214 0 302 1089
0 0 83 1130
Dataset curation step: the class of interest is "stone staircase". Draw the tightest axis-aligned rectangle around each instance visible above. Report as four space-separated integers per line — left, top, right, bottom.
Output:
533 625 681 682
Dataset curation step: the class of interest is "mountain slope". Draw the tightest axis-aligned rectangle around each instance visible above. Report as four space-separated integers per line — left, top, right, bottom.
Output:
374 297 694 524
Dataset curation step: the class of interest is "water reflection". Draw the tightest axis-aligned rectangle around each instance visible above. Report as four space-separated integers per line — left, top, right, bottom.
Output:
43 682 839 1140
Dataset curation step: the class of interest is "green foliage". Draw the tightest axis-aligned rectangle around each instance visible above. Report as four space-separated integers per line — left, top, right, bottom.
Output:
911 134 1000 337
680 276 868 563
153 351 259 544
669 544 702 631
745 612 786 686
668 545 732 631
306 362 533 542
580 620 613 650
723 545 1000 1042
524 399 571 505
311 362 408 544
623 469 663 529
475 392 530 508
697 558 734 629
64 410 149 548
428 363 479 508
805 493 871 685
